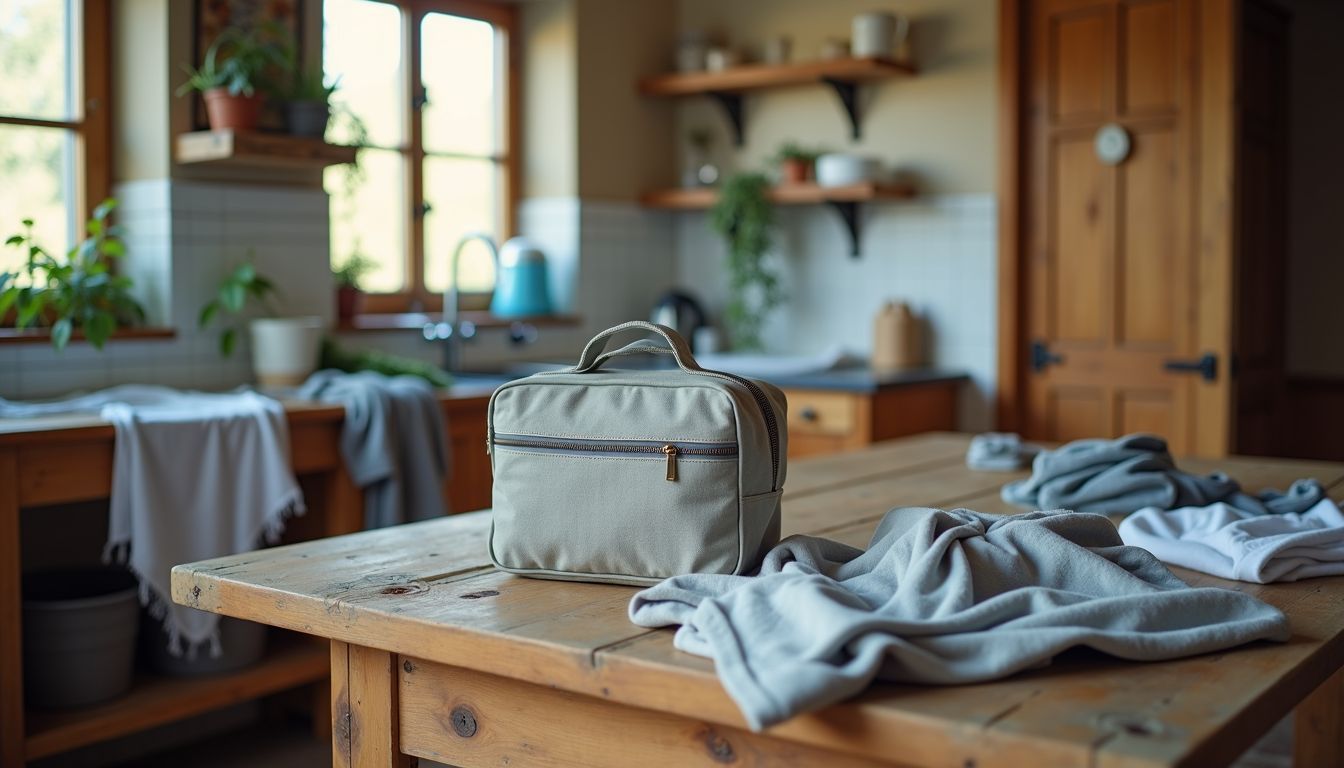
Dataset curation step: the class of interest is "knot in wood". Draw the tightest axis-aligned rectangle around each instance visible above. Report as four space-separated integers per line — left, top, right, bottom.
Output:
380 585 418 595
460 589 500 600
1096 712 1166 738
451 705 478 738
698 727 736 763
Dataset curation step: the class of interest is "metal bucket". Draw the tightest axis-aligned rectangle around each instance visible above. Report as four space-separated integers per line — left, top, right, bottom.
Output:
22 567 140 710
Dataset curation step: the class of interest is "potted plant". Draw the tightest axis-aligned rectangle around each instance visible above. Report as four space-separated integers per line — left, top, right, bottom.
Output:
1 199 146 350
198 258 324 387
774 142 820 185
177 25 287 132
332 251 375 324
709 173 784 350
287 70 340 138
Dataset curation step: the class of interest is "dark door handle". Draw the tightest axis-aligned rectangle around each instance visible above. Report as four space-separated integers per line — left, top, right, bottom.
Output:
1030 340 1063 372
1163 353 1218 381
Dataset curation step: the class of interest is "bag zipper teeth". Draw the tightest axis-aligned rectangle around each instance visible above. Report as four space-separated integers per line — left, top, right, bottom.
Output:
698 371 780 492
490 437 737 456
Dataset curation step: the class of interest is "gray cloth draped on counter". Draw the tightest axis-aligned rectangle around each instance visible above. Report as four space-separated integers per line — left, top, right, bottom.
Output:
629 507 1289 731
1001 433 1325 516
298 370 450 528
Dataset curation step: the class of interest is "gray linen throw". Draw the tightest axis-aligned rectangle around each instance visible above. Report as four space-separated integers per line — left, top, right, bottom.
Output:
1001 433 1325 516
298 370 450 528
629 507 1289 731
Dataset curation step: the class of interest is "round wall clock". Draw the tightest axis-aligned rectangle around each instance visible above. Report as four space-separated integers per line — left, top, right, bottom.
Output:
1094 123 1132 165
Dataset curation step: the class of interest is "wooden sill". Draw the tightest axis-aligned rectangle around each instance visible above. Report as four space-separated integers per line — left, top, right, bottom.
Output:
0 326 176 345
175 130 358 169
337 312 581 333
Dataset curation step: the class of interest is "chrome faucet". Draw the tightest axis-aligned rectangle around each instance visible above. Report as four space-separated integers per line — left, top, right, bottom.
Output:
423 232 499 373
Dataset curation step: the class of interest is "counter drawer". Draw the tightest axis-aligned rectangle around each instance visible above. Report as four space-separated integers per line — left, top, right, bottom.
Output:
785 391 858 436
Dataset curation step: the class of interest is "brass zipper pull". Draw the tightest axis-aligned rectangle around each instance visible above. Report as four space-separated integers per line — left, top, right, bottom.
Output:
662 444 679 481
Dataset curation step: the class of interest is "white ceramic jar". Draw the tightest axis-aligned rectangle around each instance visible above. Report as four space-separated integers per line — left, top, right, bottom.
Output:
852 12 909 58
250 316 324 387
815 153 884 187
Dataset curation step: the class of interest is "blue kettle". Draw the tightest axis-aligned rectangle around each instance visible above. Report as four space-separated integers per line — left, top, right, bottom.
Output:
490 237 553 317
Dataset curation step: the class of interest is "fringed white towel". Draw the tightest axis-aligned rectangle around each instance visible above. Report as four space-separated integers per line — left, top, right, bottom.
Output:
1119 499 1344 583
99 390 304 655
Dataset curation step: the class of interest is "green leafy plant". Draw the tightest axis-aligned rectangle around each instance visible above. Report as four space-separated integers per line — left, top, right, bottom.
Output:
0 199 146 350
176 24 289 97
319 338 453 388
709 173 783 350
773 141 820 164
198 258 278 356
290 69 340 103
332 253 376 290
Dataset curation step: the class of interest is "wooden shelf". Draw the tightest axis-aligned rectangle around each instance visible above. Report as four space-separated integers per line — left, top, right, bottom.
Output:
175 130 358 169
638 56 916 96
338 311 582 333
24 634 328 761
0 326 176 345
638 57 916 144
640 181 916 209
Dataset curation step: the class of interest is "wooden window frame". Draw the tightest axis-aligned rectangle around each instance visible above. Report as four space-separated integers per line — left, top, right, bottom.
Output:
0 0 112 229
354 0 519 316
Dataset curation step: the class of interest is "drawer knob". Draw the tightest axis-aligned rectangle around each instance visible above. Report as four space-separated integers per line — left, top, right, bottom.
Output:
799 407 819 422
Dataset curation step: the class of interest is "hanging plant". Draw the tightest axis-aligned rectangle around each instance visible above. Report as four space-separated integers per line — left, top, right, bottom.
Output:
709 173 783 350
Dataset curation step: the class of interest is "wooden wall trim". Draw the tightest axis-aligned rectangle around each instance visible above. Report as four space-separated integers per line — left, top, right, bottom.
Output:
995 0 1025 432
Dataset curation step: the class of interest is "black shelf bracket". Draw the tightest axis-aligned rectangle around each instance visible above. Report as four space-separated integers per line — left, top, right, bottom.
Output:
821 78 862 140
825 200 862 257
707 91 745 146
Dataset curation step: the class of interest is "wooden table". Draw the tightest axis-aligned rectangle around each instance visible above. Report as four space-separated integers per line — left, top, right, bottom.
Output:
171 433 1344 767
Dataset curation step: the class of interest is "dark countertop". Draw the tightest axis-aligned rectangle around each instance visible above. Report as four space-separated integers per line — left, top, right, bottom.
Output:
454 362 970 395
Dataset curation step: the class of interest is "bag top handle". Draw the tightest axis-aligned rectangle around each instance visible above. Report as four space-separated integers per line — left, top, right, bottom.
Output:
571 321 703 374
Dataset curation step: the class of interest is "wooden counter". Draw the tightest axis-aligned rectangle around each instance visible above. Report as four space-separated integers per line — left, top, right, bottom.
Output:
0 387 493 766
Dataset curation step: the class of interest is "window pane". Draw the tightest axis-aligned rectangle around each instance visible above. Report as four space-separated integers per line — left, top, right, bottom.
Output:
423 157 499 294
324 0 403 148
421 13 499 157
325 148 406 293
0 125 74 277
0 0 77 121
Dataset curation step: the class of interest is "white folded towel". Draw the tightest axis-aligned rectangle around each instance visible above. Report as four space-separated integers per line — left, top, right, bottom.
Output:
1118 499 1344 583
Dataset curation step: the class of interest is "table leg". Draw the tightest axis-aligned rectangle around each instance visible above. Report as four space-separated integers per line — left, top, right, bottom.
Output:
1 450 24 767
1296 666 1344 767
330 640 412 768
323 463 363 537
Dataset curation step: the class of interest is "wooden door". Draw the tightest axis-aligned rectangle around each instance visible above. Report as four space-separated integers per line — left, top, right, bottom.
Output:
1020 0 1232 455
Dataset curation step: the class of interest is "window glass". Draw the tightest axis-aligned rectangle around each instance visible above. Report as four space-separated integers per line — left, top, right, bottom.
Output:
0 0 77 121
0 125 74 276
423 156 499 294
323 0 403 148
421 12 499 157
325 148 406 293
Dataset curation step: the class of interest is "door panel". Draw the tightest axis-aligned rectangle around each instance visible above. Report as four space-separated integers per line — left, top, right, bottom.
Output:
1051 136 1110 342
1118 128 1177 345
1023 0 1203 453
1121 0 1179 114
1050 11 1111 120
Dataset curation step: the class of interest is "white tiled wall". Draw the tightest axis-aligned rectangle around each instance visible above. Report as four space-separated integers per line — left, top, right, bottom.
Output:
675 194 998 431
0 179 331 399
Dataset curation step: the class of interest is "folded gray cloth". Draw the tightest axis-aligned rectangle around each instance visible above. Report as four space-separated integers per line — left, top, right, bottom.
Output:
966 432 1038 471
630 507 1288 730
298 370 450 528
1001 433 1325 516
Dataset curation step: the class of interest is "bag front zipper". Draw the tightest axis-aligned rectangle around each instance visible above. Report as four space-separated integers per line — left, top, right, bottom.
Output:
490 433 737 483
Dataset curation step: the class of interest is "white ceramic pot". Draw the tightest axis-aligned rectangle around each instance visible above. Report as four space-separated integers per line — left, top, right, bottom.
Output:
249 316 324 387
852 12 909 58
815 153 884 187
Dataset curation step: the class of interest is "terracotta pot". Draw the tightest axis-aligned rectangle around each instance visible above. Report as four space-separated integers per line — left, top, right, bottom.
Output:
202 88 265 132
336 285 364 324
781 158 813 184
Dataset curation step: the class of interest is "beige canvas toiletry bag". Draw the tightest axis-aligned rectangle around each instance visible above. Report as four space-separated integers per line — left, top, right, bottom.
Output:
487 321 788 586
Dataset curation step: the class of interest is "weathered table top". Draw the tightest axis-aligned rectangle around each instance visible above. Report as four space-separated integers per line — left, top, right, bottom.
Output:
171 433 1344 767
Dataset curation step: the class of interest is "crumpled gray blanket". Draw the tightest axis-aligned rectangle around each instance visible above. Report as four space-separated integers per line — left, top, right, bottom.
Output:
629 507 1288 731
966 432 1039 471
298 370 450 528
1001 434 1325 516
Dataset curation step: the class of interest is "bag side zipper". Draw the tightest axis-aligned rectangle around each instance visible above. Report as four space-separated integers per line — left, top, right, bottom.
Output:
696 370 780 492
490 433 737 483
